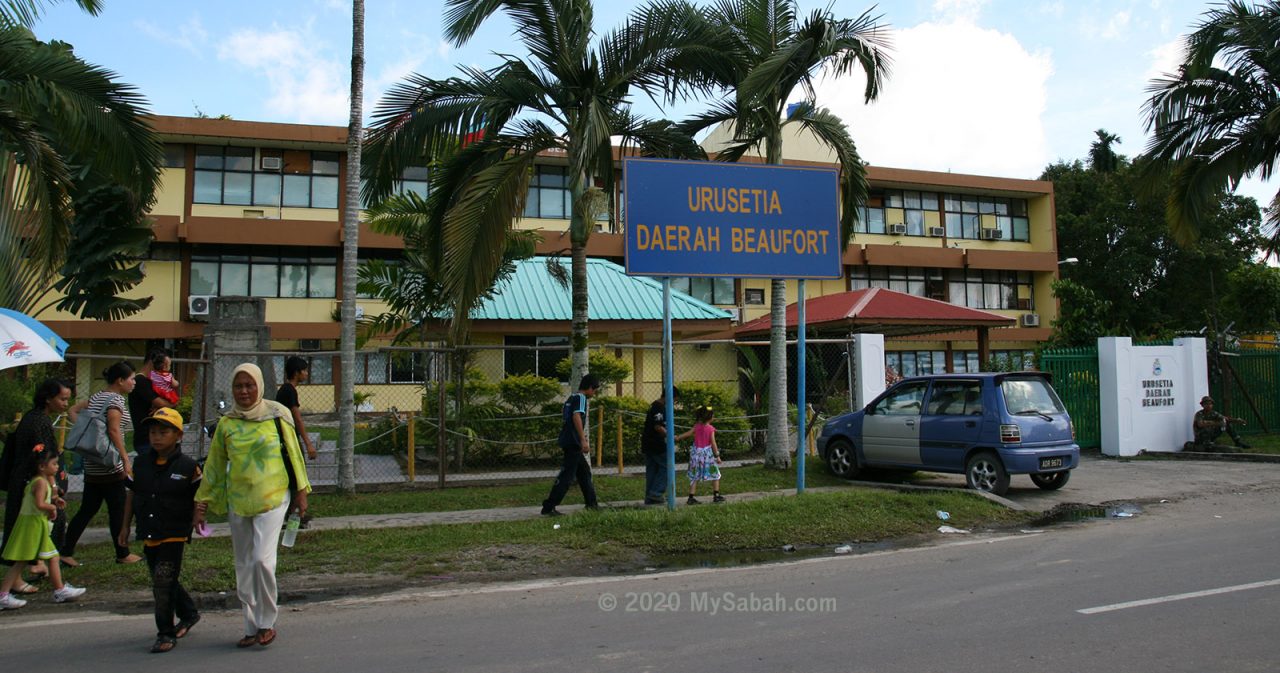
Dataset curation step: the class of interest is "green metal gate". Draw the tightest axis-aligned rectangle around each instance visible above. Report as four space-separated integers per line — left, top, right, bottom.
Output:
1211 346 1280 436
1039 347 1101 449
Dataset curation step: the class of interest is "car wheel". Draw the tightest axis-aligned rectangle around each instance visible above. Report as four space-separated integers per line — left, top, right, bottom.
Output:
1030 470 1071 490
825 439 860 479
965 451 1010 495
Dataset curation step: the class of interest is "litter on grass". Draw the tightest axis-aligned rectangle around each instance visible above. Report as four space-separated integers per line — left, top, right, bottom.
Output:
937 525 971 534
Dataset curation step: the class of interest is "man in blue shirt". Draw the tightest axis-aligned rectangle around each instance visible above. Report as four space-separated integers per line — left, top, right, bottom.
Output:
541 374 601 516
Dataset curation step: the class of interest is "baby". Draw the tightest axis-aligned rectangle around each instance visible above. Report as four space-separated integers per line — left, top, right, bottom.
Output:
148 353 180 405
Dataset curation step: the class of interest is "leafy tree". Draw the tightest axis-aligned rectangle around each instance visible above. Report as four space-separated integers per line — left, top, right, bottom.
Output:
555 350 632 389
363 0 714 389
680 0 891 468
357 192 538 345
46 184 153 319
1141 0 1280 255
1 9 161 315
1223 262 1280 333
497 374 562 415
1044 147 1265 343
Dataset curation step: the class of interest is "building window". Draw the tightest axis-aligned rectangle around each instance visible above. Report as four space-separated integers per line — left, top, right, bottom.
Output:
194 146 341 209
504 336 569 380
943 194 1029 241
190 247 337 298
945 270 1033 310
272 355 333 385
523 165 571 219
849 266 943 299
886 351 947 378
672 277 734 305
163 144 185 168
952 349 1036 372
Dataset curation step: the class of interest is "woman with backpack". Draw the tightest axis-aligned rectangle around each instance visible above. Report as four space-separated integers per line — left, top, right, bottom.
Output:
60 361 142 566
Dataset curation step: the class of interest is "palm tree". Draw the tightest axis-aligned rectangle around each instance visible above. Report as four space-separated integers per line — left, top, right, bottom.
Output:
1 3 161 315
1142 0 1280 255
337 0 365 492
681 0 890 468
362 0 713 387
1088 129 1122 173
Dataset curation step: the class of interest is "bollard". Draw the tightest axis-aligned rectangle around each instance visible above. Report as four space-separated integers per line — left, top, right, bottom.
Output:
407 416 416 482
616 413 624 475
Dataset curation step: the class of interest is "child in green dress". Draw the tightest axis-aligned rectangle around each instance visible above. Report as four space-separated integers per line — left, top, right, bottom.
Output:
0 446 86 609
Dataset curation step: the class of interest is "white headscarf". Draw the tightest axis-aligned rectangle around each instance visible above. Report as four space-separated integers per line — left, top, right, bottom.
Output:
224 363 295 426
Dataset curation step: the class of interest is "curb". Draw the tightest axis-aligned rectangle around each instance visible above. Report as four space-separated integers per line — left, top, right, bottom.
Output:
1138 450 1280 464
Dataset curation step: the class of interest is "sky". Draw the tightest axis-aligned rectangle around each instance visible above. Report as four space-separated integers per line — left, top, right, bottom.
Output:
31 0 1275 207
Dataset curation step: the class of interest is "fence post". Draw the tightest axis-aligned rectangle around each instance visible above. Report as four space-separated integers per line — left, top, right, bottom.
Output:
407 415 416 482
616 413 623 475
595 405 604 467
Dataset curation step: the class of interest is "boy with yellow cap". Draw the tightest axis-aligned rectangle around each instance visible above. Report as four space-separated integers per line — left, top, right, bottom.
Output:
119 408 202 653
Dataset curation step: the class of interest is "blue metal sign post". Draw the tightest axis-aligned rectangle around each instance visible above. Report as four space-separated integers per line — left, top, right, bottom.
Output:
624 158 840 506
796 279 806 493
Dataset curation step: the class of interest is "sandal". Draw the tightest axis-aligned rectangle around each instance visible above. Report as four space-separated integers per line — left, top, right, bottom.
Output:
236 635 258 649
116 554 142 565
175 614 200 638
151 636 177 653
59 557 80 568
11 582 39 595
257 628 277 647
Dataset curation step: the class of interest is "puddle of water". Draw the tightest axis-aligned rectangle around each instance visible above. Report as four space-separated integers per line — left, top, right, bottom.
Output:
648 541 896 570
1030 503 1143 527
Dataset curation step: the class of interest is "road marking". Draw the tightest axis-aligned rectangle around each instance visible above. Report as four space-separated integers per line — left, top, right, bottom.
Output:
0 613 146 631
326 531 1045 608
1078 578 1280 615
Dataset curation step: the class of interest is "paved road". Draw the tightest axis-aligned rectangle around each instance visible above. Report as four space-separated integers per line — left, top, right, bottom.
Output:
4 479 1278 672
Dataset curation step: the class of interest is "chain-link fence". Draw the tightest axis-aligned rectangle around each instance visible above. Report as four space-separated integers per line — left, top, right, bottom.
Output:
31 339 862 492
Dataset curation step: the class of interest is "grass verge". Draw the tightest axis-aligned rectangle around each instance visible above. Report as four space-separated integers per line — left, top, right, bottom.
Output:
60 487 1031 594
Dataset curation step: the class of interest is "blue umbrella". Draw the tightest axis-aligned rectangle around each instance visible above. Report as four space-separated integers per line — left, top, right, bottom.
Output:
0 308 69 371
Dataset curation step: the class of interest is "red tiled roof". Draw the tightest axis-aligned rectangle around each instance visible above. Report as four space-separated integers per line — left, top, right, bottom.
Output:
735 287 1016 337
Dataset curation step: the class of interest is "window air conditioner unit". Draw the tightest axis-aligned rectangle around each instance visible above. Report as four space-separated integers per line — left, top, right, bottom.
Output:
725 307 741 322
887 223 907 235
298 338 321 351
187 295 215 319
928 226 947 237
694 342 712 352
260 156 283 170
981 228 1004 240
1021 313 1041 327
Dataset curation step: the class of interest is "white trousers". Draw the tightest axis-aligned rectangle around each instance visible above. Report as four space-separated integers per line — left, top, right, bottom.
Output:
227 495 289 635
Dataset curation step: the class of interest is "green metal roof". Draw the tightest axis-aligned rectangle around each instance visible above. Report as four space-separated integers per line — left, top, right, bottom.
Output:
470 257 732 321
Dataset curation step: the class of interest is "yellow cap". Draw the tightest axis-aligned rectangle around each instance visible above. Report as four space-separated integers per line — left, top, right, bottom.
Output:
141 407 184 432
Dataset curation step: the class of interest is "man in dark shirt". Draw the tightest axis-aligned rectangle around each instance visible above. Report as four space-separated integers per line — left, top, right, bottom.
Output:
540 374 601 516
128 350 173 452
640 387 679 505
1191 396 1250 450
276 356 317 460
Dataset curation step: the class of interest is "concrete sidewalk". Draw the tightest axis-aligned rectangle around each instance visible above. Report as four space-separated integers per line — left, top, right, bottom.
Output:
71 452 1280 546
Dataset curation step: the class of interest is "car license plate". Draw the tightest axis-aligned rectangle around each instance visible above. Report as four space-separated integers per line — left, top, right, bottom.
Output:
1039 456 1064 470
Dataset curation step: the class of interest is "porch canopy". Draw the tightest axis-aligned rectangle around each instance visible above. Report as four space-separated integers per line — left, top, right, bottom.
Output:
735 287 1016 363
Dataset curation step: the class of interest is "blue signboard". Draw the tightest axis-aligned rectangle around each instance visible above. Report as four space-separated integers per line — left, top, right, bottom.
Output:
624 158 841 279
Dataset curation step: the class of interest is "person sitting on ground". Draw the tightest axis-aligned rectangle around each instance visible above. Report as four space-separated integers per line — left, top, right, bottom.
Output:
1190 396 1250 451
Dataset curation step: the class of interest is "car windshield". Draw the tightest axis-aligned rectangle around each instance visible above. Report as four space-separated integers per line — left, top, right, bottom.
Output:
1000 378 1066 415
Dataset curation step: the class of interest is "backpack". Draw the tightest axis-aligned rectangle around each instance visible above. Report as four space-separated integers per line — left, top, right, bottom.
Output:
66 402 120 467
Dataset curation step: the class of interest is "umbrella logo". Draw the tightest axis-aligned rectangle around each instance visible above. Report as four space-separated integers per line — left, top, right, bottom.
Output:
4 340 33 359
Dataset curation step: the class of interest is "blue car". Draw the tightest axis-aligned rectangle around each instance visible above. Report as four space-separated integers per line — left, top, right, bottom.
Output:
817 372 1079 496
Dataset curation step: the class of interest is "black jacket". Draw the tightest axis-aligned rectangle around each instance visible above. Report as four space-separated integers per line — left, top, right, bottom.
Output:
128 450 200 542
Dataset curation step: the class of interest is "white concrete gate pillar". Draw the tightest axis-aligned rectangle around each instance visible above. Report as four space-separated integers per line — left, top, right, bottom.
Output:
851 334 886 409
1098 336 1208 457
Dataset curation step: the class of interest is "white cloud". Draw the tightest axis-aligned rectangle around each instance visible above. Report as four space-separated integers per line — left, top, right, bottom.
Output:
813 18 1053 180
930 0 988 23
135 16 209 58
1144 37 1185 83
1101 11 1133 40
218 26 348 124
